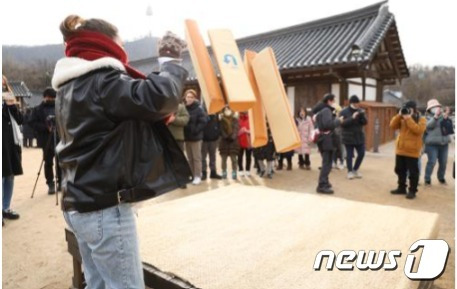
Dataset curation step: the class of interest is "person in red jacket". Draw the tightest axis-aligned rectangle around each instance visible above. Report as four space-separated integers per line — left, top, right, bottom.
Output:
237 111 252 176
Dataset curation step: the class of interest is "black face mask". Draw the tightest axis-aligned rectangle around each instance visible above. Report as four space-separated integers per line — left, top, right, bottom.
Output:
44 99 55 106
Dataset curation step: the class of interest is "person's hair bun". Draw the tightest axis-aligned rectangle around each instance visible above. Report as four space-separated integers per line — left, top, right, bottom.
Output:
60 15 85 40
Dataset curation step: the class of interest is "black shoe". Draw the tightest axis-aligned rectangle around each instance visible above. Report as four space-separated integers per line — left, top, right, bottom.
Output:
48 183 56 195
406 192 416 199
2 209 20 220
317 187 334 194
57 183 62 192
180 184 187 189
210 170 222 180
439 179 447 185
287 163 292 171
259 170 265 178
390 188 407 195
201 171 207 181
277 163 283 170
424 180 431 186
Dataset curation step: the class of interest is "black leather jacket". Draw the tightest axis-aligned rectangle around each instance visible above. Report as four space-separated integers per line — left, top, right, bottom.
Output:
55 61 192 212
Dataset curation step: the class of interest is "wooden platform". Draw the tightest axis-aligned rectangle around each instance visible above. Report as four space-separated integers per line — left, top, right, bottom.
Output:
66 185 439 289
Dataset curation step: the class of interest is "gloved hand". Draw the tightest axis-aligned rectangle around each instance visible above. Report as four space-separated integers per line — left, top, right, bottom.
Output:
158 31 187 59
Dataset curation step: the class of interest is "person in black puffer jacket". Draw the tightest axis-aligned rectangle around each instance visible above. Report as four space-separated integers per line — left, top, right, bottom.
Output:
312 93 342 194
184 89 208 185
340 95 367 180
201 106 222 180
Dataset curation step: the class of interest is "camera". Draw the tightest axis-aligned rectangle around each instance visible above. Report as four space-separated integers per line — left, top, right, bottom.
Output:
400 107 411 115
46 115 56 127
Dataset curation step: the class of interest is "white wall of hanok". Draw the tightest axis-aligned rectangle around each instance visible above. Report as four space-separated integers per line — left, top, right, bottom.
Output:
347 78 377 101
331 83 340 104
286 86 295 114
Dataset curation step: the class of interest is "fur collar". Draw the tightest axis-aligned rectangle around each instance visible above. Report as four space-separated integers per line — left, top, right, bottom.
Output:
52 57 126 90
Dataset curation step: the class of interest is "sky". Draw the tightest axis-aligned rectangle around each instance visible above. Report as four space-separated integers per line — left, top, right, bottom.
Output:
1 0 456 67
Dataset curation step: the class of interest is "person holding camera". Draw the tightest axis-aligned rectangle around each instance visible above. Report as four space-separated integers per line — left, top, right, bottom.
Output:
30 88 61 194
53 15 190 288
390 101 426 199
423 99 453 185
340 95 367 180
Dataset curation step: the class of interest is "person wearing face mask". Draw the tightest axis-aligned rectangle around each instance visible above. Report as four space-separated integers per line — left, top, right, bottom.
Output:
30 87 61 194
340 95 367 180
219 106 240 179
312 93 343 194
389 101 426 199
424 99 453 185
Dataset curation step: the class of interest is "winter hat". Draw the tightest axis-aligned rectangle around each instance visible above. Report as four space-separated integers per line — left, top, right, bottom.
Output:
349 95 360 104
404 100 417 110
43 87 57 98
158 31 187 59
426 99 441 111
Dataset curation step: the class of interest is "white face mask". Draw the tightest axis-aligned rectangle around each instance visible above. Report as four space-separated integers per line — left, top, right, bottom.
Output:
224 109 232 117
430 107 439 115
350 104 358 109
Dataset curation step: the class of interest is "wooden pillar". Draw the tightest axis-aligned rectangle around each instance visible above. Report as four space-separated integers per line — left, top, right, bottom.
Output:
339 80 348 106
362 76 366 101
376 80 384 102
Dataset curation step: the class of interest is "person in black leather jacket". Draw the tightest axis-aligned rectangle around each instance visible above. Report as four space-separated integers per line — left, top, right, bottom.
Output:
53 15 191 288
312 93 343 194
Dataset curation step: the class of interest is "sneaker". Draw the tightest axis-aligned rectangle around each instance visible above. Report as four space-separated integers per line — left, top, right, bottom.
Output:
192 177 201 185
222 171 227 179
354 171 362 179
406 192 416 199
316 187 334 194
201 171 207 181
332 163 338 169
239 171 245 177
47 183 56 195
210 170 222 180
259 170 266 178
347 171 356 180
180 184 187 189
439 179 447 185
232 171 237 180
2 209 20 220
390 188 407 195
267 172 273 179
338 163 345 170
245 171 251 177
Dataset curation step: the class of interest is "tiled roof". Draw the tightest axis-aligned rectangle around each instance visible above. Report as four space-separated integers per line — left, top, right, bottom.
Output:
8 81 32 97
131 1 408 81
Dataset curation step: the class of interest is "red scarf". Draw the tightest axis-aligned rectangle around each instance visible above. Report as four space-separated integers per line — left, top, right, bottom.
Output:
65 30 146 79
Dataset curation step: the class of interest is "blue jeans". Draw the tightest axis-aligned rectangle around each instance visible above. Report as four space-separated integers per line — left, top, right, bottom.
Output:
2 175 15 211
63 204 145 289
425 144 449 182
345 144 365 172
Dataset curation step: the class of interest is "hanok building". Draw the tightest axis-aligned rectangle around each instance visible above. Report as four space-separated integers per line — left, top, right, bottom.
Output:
132 1 409 150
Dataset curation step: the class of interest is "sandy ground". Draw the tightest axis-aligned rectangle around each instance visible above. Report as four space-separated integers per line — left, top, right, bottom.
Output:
2 141 455 289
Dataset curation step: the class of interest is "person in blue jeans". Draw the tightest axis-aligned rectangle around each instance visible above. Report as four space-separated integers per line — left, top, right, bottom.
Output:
424 99 452 185
2 91 23 225
339 95 367 180
54 15 190 288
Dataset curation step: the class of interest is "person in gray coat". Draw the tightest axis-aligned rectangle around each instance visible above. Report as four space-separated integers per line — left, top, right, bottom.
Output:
424 99 453 185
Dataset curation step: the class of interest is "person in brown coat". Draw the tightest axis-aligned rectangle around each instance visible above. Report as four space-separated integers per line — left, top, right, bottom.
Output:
389 101 426 199
219 107 240 180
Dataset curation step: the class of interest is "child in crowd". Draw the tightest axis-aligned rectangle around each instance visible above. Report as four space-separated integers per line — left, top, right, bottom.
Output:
219 107 240 180
295 107 314 170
